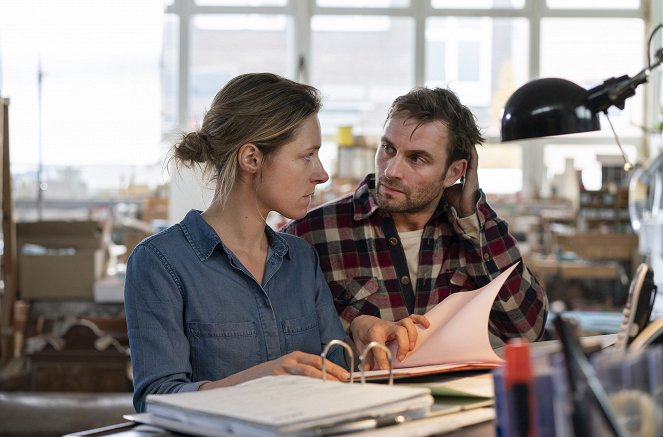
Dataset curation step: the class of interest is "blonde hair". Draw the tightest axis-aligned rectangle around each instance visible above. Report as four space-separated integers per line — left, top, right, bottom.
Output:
172 73 322 207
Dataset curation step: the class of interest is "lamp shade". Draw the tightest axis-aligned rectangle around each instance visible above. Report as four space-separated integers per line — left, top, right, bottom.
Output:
500 78 601 142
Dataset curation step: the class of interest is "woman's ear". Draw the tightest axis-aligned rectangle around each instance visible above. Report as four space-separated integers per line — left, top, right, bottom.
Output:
237 143 263 174
443 159 467 188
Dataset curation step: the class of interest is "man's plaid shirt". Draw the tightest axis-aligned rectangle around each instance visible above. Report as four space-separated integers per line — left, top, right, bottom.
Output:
282 174 548 343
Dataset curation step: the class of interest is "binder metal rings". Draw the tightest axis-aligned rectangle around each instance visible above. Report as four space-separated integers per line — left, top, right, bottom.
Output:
321 340 394 385
321 339 355 384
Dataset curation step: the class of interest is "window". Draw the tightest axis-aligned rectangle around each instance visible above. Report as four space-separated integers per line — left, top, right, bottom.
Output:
1 0 651 219
425 16 528 136
546 0 640 9
310 15 415 137
196 0 287 5
318 0 410 7
0 0 164 214
432 0 525 8
189 14 291 127
540 18 644 138
164 1 649 203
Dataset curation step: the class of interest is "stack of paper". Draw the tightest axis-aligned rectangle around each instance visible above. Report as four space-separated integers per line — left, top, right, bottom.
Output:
136 375 434 437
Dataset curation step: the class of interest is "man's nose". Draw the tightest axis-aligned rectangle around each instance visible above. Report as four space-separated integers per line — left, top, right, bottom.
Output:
384 155 404 180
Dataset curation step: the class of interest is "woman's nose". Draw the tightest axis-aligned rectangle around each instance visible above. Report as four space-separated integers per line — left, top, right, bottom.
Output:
313 158 329 184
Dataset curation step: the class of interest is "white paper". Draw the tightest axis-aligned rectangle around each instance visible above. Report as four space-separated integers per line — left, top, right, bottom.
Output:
145 375 433 436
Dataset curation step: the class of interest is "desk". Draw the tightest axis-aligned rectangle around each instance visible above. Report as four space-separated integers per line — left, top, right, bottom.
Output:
525 255 627 308
525 255 623 280
64 410 496 437
64 335 620 437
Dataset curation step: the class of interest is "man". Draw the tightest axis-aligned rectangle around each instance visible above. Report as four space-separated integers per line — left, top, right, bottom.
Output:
283 86 548 369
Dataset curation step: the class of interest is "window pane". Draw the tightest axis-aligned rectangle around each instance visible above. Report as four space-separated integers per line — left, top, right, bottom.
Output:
546 0 640 9
162 14 179 136
432 0 525 9
544 144 637 192
458 41 480 81
189 14 290 128
0 0 162 167
425 17 529 137
317 0 409 7
541 18 644 138
477 142 522 195
310 15 414 137
196 0 287 6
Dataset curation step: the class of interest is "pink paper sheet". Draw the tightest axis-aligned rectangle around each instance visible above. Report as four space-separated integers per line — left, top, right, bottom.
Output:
389 262 519 368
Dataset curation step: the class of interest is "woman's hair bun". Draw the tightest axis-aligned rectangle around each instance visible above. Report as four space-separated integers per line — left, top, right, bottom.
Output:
174 131 212 164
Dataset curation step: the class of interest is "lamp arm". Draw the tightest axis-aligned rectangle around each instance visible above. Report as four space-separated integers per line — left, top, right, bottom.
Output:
587 49 663 114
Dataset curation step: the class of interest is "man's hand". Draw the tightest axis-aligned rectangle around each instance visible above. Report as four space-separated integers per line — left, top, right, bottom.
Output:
350 314 430 370
444 145 480 217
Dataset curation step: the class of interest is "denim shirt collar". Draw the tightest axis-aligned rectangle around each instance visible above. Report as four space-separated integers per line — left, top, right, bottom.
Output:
179 209 290 262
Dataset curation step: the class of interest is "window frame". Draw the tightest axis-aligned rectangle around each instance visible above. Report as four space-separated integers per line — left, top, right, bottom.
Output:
165 0 655 197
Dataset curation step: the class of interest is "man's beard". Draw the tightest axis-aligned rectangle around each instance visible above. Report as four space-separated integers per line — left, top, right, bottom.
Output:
375 177 443 214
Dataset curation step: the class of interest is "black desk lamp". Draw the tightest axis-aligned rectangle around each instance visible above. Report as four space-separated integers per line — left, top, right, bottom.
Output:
501 25 663 171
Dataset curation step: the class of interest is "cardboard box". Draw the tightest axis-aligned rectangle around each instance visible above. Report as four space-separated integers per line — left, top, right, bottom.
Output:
141 197 168 222
16 220 110 299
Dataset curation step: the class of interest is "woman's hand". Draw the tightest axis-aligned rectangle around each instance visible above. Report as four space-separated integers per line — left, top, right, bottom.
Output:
267 351 349 381
350 314 430 370
200 351 349 391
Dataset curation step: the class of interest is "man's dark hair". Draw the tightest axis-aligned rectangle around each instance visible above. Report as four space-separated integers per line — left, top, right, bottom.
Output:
386 87 485 166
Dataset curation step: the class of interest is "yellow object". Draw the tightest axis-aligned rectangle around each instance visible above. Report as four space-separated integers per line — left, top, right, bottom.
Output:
337 125 353 147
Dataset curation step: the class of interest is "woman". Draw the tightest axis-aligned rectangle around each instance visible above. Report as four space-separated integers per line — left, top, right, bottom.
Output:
124 73 350 413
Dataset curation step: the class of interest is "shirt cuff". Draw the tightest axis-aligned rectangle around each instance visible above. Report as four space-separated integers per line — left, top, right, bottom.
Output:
456 213 481 241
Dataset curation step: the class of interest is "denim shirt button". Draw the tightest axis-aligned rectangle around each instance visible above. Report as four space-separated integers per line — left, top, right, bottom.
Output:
388 237 398 246
400 276 410 286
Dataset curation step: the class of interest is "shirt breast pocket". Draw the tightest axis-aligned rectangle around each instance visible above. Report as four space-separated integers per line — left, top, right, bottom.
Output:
448 268 475 293
282 312 320 354
187 321 260 380
328 276 380 307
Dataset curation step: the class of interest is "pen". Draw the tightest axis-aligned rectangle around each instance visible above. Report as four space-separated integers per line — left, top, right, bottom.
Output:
504 338 535 437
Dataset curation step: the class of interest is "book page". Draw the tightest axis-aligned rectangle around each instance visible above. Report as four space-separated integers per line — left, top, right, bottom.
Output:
402 372 495 398
353 263 519 381
392 263 518 368
359 362 500 381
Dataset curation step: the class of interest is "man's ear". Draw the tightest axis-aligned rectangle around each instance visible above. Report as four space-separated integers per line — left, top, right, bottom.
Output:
443 159 467 188
237 143 263 174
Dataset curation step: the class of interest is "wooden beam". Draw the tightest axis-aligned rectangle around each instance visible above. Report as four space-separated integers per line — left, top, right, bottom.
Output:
0 98 17 363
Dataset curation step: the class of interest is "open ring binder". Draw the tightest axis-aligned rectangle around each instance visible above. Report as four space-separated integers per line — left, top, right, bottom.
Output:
321 339 355 384
360 342 394 385
321 340 394 385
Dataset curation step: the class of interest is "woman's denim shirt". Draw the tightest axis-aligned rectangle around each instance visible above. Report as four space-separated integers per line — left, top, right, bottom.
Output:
125 210 347 412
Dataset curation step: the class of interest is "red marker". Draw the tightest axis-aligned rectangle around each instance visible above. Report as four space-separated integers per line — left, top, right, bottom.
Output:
504 338 536 437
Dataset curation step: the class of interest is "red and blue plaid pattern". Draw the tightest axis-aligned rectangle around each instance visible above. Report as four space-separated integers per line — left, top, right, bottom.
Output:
282 174 548 343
